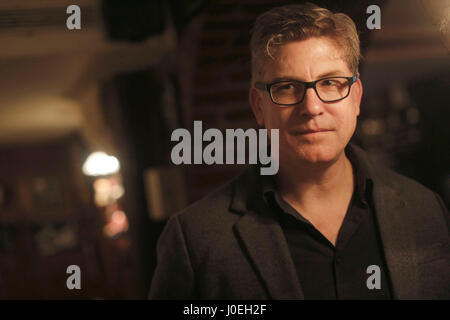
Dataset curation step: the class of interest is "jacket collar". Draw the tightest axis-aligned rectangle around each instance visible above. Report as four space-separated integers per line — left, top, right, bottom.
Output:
230 143 421 299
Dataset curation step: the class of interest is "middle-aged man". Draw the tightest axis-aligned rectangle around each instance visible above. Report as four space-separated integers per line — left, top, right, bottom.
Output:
149 3 450 299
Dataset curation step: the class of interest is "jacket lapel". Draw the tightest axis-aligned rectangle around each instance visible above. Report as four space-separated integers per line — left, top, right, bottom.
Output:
371 182 422 299
230 166 304 299
350 144 422 299
234 210 304 299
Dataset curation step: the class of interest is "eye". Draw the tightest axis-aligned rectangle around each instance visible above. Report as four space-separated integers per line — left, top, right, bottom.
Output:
278 83 294 90
322 79 338 86
273 83 297 92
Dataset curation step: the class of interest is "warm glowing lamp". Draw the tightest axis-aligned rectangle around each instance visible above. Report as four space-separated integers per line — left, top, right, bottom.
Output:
82 151 120 176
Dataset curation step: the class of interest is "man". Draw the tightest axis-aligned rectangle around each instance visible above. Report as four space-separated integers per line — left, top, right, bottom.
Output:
149 3 450 299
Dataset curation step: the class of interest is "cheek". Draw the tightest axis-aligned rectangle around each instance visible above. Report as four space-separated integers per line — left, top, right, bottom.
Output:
334 106 359 138
261 103 290 130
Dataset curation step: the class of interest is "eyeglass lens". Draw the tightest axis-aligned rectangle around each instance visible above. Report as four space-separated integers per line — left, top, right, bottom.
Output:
270 78 350 104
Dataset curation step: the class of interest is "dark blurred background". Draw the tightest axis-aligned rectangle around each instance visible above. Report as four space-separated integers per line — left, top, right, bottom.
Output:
0 0 448 299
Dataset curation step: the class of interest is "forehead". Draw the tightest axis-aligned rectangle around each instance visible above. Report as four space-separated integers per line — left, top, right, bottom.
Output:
263 37 351 81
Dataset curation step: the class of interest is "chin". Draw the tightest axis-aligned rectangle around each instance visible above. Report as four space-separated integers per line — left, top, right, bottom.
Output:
300 149 337 164
291 142 342 165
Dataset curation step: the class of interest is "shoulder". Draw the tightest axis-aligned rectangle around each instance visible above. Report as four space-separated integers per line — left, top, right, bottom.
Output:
349 143 446 219
350 143 440 202
379 166 435 198
168 169 248 236
155 169 253 265
351 145 450 245
378 166 448 226
359 150 447 232
383 169 442 210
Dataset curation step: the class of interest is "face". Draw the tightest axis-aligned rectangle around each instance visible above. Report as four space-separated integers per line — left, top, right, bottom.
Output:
250 37 363 168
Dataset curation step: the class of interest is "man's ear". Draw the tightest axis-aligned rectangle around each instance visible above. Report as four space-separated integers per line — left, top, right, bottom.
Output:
353 78 363 116
249 86 265 127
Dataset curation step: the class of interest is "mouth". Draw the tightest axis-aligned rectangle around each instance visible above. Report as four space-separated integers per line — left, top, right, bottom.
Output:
291 129 333 135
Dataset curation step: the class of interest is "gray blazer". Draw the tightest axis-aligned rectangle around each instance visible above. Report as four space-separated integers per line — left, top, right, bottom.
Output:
149 144 450 299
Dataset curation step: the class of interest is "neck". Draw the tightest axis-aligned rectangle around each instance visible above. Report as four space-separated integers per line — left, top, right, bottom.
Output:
275 152 354 207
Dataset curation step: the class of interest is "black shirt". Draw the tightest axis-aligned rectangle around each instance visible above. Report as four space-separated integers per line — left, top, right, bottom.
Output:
262 148 393 299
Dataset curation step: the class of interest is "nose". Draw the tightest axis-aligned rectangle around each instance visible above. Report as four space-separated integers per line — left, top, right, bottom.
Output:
298 87 324 117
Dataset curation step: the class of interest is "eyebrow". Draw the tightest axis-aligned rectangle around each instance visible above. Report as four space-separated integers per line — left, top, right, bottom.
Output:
269 70 348 83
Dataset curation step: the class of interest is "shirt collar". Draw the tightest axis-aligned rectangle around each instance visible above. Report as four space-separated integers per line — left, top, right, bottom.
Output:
345 145 372 207
261 144 372 207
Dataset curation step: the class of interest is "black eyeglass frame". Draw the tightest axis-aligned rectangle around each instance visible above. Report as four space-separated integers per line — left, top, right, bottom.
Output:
254 75 358 105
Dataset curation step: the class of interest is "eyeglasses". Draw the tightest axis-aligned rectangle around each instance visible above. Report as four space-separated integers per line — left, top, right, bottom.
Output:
254 75 358 105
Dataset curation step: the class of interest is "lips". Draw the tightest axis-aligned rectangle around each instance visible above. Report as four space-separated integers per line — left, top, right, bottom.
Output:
291 128 333 135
